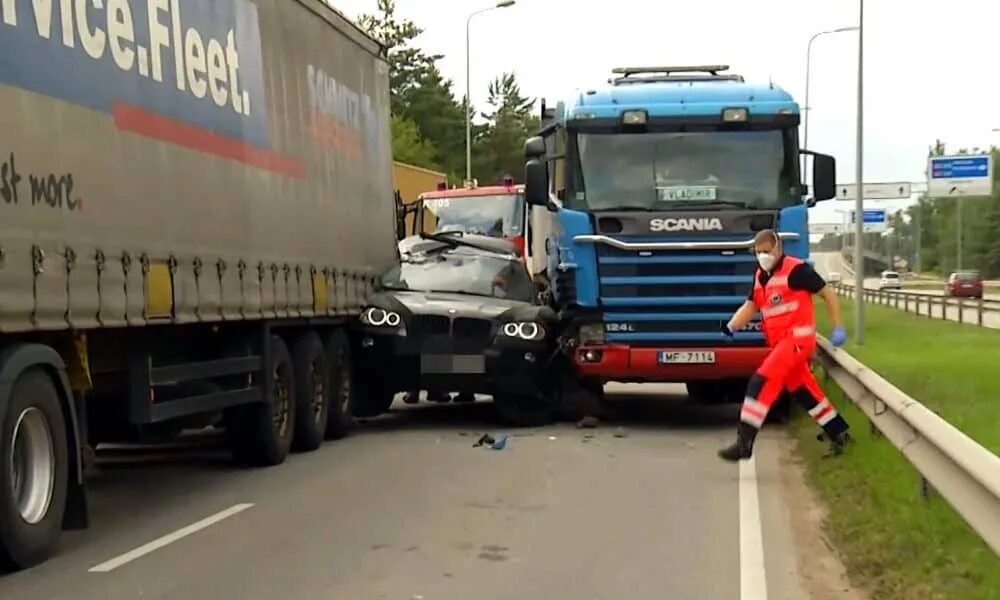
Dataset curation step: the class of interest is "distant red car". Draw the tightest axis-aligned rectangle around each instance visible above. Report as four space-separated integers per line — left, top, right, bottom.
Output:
946 271 983 299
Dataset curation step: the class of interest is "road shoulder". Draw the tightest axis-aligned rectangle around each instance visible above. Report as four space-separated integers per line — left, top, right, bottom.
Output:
757 431 869 600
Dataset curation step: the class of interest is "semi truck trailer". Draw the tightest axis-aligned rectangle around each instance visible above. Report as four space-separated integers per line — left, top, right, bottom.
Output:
0 0 395 570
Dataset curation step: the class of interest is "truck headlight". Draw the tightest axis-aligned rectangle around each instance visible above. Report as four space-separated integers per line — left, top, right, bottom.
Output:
722 107 748 122
578 322 605 345
500 322 545 341
361 307 402 328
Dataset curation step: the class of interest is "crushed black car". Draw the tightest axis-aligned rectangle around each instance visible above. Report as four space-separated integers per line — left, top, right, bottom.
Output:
352 233 558 426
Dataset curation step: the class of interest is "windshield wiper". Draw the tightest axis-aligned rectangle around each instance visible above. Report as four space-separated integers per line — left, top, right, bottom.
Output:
419 231 505 255
591 206 655 212
662 200 750 209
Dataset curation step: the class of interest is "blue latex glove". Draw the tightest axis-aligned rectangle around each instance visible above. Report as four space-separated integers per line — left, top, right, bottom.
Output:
720 323 734 342
830 325 847 347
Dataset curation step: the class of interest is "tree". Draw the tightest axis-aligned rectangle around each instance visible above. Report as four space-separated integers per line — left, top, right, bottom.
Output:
390 115 438 168
357 0 471 182
356 0 440 116
474 72 540 183
403 68 474 179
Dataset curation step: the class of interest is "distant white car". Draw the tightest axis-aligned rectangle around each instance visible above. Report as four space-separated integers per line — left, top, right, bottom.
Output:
827 271 842 283
878 271 902 290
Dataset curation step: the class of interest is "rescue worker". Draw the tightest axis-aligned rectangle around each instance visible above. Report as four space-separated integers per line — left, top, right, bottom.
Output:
718 229 851 461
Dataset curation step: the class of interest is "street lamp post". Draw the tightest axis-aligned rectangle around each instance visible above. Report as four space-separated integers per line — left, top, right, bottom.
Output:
853 0 865 344
465 0 515 182
803 25 858 175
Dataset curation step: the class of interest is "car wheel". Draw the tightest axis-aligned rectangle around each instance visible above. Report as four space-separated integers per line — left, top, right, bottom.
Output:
493 393 555 427
351 376 396 418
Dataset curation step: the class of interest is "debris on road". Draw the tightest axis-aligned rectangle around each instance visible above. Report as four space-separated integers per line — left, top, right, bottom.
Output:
577 415 600 429
613 427 628 439
473 433 508 450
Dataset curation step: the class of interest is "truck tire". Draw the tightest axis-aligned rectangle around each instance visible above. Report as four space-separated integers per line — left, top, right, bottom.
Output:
686 381 723 403
323 331 354 440
493 393 555 427
290 332 329 452
225 335 296 467
0 369 70 571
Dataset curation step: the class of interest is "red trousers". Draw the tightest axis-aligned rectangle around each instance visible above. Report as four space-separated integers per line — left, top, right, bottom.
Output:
739 336 840 430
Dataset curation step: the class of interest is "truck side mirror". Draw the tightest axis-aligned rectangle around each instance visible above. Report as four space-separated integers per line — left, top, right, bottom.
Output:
524 136 546 159
524 159 549 208
800 151 836 202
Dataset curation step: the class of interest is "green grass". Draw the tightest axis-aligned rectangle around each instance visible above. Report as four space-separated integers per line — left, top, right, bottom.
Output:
793 298 1000 599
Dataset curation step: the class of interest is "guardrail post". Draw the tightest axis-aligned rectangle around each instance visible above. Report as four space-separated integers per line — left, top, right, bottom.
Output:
920 475 935 499
958 298 964 324
894 293 900 309
978 299 984 327
941 297 947 320
904 295 909 313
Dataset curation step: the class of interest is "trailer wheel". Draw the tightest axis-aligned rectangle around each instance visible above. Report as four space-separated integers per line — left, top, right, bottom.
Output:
323 331 354 440
0 369 69 571
493 393 555 427
290 332 329 452
225 335 296 467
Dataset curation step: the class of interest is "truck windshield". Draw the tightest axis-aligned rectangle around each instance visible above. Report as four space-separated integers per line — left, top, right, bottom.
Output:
568 130 799 211
421 194 524 237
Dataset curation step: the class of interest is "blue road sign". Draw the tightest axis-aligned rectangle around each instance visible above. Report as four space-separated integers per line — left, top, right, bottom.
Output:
930 155 990 180
850 209 886 224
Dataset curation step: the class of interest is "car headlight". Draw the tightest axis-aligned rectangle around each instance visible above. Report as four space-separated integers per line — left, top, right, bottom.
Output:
361 307 402 328
500 321 545 341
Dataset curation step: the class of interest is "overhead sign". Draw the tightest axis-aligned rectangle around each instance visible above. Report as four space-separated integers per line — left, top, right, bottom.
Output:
849 209 887 232
810 222 846 234
836 182 912 201
927 154 993 197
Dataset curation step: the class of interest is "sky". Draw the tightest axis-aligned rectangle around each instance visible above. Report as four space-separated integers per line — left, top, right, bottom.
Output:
331 0 1000 226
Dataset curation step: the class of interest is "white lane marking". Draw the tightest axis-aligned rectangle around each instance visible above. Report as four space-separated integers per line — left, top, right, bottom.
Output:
740 455 768 599
89 503 254 573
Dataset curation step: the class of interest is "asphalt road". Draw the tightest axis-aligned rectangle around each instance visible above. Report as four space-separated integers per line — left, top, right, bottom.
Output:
813 252 1000 329
0 385 857 600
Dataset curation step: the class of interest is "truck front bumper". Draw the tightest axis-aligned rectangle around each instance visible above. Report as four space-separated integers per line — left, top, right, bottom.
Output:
573 344 769 383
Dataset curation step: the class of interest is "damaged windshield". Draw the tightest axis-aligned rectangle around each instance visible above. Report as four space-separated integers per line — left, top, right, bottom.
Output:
380 249 535 302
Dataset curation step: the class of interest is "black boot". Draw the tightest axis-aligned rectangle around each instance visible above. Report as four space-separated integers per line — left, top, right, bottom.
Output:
815 415 851 457
718 421 759 462
822 430 853 458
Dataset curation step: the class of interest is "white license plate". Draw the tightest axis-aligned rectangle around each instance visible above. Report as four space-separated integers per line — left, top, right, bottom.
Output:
420 354 485 374
657 351 716 365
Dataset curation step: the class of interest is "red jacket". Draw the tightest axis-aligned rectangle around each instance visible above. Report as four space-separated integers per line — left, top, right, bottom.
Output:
751 256 816 347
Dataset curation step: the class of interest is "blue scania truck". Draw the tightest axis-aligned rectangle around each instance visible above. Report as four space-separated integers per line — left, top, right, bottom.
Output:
522 65 837 406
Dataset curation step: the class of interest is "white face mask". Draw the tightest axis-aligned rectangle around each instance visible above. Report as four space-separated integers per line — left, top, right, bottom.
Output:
756 252 777 272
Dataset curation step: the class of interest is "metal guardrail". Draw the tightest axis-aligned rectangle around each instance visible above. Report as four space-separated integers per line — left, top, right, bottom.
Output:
815 338 1000 556
832 282 1000 327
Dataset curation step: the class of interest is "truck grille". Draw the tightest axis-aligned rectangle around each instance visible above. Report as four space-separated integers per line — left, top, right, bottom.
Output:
596 238 765 347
